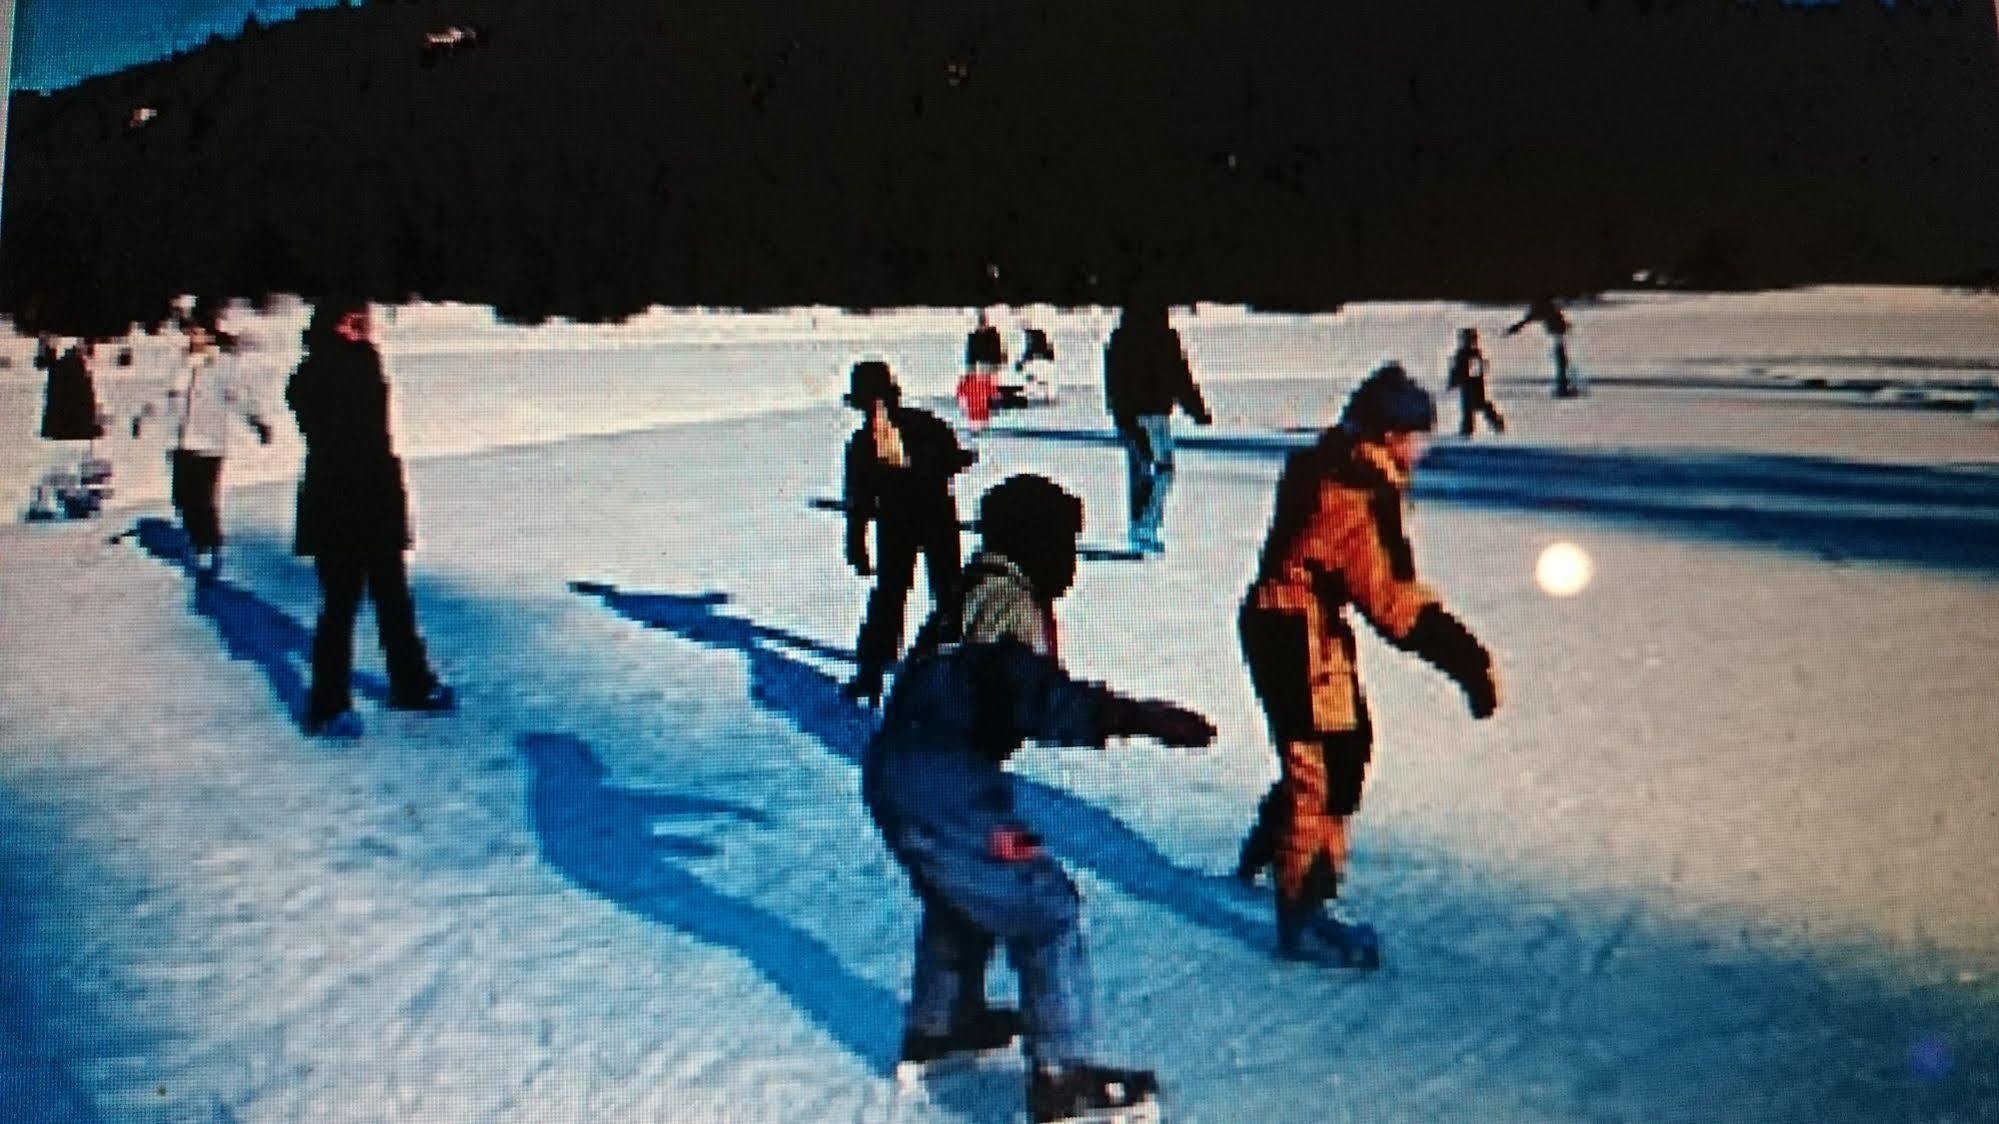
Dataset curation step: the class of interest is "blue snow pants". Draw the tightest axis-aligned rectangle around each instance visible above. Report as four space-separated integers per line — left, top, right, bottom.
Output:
863 742 1093 1065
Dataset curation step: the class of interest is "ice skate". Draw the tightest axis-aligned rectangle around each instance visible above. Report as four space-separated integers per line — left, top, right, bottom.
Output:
388 680 457 713
894 1006 1025 1087
1027 1062 1160 1124
1276 904 1382 970
303 709 364 740
841 667 885 709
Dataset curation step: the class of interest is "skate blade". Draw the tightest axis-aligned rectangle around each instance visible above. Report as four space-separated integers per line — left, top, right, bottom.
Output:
1025 1096 1161 1124
895 1043 1025 1091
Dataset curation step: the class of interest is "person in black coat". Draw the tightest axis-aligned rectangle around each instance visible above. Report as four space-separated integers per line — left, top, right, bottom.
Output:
842 360 976 705
286 300 452 737
1102 304 1212 554
40 338 106 441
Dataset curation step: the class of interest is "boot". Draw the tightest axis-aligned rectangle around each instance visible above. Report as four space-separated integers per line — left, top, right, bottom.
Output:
1027 1061 1159 1123
899 1006 1024 1067
1274 894 1381 970
841 666 884 708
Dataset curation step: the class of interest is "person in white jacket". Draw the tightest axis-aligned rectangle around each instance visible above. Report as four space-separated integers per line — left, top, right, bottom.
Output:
133 303 272 575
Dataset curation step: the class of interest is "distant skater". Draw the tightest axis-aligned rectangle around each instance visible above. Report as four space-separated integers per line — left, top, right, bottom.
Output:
287 300 453 738
1506 296 1579 398
132 299 273 577
1103 304 1212 555
841 360 977 706
863 474 1215 1123
957 309 1006 431
1235 364 1499 966
1445 326 1506 437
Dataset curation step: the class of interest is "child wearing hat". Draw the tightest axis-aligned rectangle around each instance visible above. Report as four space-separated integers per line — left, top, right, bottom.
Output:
1234 363 1501 966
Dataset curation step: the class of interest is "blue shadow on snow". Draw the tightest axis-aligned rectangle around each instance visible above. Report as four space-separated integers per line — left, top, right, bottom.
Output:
519 730 905 1073
991 428 1999 576
568 581 1272 954
124 517 388 726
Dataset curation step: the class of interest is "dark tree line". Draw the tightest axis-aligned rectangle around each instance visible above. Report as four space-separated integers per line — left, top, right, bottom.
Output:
4 0 1997 334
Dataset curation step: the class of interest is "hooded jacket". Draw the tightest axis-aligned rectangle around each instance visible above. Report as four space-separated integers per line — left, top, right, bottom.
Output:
1245 427 1437 734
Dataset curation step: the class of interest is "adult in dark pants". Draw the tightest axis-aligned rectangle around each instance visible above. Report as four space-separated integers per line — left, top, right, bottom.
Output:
864 474 1215 1122
842 360 976 706
286 300 453 738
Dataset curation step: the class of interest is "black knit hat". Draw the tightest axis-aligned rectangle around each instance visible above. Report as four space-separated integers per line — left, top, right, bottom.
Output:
1339 362 1436 437
978 474 1084 600
845 360 900 408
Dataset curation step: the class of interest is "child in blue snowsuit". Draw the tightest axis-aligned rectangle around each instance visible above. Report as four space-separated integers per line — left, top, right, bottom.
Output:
862 474 1215 1122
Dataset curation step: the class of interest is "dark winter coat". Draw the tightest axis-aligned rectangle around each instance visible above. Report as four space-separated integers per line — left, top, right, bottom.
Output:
843 404 974 554
863 636 1118 865
286 337 412 557
1243 428 1437 738
40 348 105 440
1103 319 1209 430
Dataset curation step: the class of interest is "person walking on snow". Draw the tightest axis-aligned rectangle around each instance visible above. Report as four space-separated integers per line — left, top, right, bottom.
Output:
286 300 454 738
1506 295 1579 398
1103 303 1212 555
132 299 273 577
864 474 1216 1123
842 360 977 706
1445 326 1506 438
1234 363 1499 967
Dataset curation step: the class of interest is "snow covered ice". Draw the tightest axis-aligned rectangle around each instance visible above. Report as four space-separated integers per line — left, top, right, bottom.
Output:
1 288 1996 1122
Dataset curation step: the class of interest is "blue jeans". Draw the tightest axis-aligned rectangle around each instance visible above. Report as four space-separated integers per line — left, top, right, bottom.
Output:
1120 415 1175 551
865 745 1094 1065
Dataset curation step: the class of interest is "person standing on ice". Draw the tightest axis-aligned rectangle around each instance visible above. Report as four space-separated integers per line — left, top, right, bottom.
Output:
864 474 1216 1123
1445 326 1506 438
841 359 977 707
286 299 454 738
957 308 1006 431
132 299 274 577
1234 363 1499 966
1103 303 1212 555
1506 295 1579 398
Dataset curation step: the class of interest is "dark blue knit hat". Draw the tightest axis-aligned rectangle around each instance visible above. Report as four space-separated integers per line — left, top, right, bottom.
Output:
1340 362 1436 437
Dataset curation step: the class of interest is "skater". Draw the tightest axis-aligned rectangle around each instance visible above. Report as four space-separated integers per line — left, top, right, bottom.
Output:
957 308 1006 431
1445 327 1506 438
31 336 115 519
1103 303 1212 555
864 474 1215 1123
286 299 453 738
1505 295 1579 398
841 359 977 706
132 299 273 576
38 337 104 443
1235 363 1499 966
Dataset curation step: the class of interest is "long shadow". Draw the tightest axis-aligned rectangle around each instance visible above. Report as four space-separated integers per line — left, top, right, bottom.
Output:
125 517 387 723
568 582 1271 953
991 428 1999 576
519 731 904 1072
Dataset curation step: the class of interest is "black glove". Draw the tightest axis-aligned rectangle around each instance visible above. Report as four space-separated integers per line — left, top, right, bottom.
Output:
1399 604 1499 719
1102 695 1217 748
